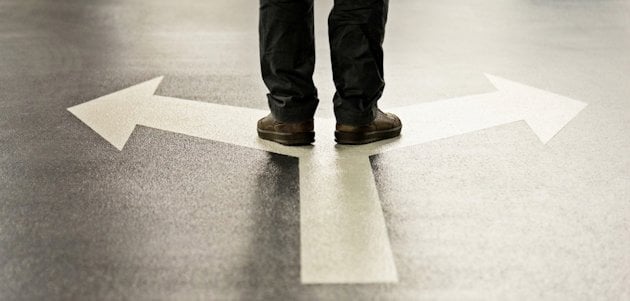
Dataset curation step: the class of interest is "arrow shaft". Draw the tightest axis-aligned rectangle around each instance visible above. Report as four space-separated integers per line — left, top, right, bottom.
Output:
137 96 264 149
399 91 522 138
359 91 527 154
136 92 522 156
299 153 398 283
135 96 312 156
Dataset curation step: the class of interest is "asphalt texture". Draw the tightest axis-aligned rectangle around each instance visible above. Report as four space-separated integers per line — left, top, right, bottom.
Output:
1 0 629 300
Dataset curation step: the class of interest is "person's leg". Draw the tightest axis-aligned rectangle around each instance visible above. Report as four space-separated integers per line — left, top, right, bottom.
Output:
260 0 318 123
328 0 388 125
329 0 401 144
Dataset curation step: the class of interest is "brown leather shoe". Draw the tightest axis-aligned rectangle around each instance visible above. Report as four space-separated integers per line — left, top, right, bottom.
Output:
335 109 402 145
257 114 315 146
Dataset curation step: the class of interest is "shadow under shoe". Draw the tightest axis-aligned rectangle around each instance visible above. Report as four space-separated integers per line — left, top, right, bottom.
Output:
335 109 402 145
257 114 315 146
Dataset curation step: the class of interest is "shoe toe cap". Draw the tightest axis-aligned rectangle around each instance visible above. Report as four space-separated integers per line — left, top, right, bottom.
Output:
385 112 402 127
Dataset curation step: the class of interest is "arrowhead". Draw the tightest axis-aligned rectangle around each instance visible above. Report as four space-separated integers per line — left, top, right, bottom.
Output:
67 77 163 150
484 74 587 144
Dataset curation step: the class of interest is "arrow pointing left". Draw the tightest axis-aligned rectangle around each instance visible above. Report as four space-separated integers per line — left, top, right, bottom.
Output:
67 76 305 156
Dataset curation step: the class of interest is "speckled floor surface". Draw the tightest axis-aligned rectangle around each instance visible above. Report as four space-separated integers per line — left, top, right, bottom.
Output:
1 0 629 300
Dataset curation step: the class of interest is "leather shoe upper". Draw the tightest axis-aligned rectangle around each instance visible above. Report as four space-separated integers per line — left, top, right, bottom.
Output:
336 109 401 133
257 114 314 133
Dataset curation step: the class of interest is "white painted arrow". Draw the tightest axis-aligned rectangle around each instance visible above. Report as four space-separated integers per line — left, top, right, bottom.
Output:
348 74 588 156
67 74 587 284
66 76 302 156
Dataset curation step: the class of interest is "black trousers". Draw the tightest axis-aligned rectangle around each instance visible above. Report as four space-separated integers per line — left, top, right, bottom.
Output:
260 0 388 125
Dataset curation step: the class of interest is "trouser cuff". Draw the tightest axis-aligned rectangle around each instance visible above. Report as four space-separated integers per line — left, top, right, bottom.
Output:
334 105 378 126
267 94 319 123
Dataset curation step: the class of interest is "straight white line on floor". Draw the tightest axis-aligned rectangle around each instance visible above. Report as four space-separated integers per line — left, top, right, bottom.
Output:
67 74 587 284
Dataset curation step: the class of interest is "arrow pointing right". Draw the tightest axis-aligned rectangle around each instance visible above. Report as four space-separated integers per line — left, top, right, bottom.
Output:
351 74 588 155
484 74 587 144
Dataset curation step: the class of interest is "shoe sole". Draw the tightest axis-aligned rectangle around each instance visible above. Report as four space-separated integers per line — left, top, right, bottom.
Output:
335 126 402 145
257 129 315 146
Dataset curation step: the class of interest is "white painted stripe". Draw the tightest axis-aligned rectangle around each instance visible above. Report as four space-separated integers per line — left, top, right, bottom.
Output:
300 153 398 283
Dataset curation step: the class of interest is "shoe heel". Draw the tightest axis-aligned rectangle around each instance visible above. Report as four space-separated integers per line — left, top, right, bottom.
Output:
258 130 315 146
335 127 401 145
335 131 367 145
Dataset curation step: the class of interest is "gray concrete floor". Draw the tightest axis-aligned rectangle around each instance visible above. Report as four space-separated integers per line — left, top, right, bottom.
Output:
1 0 630 300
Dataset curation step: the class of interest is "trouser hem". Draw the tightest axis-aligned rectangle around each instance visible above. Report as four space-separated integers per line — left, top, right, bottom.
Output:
267 94 319 123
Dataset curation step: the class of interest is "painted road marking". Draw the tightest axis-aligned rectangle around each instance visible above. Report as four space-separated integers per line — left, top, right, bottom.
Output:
67 74 587 284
